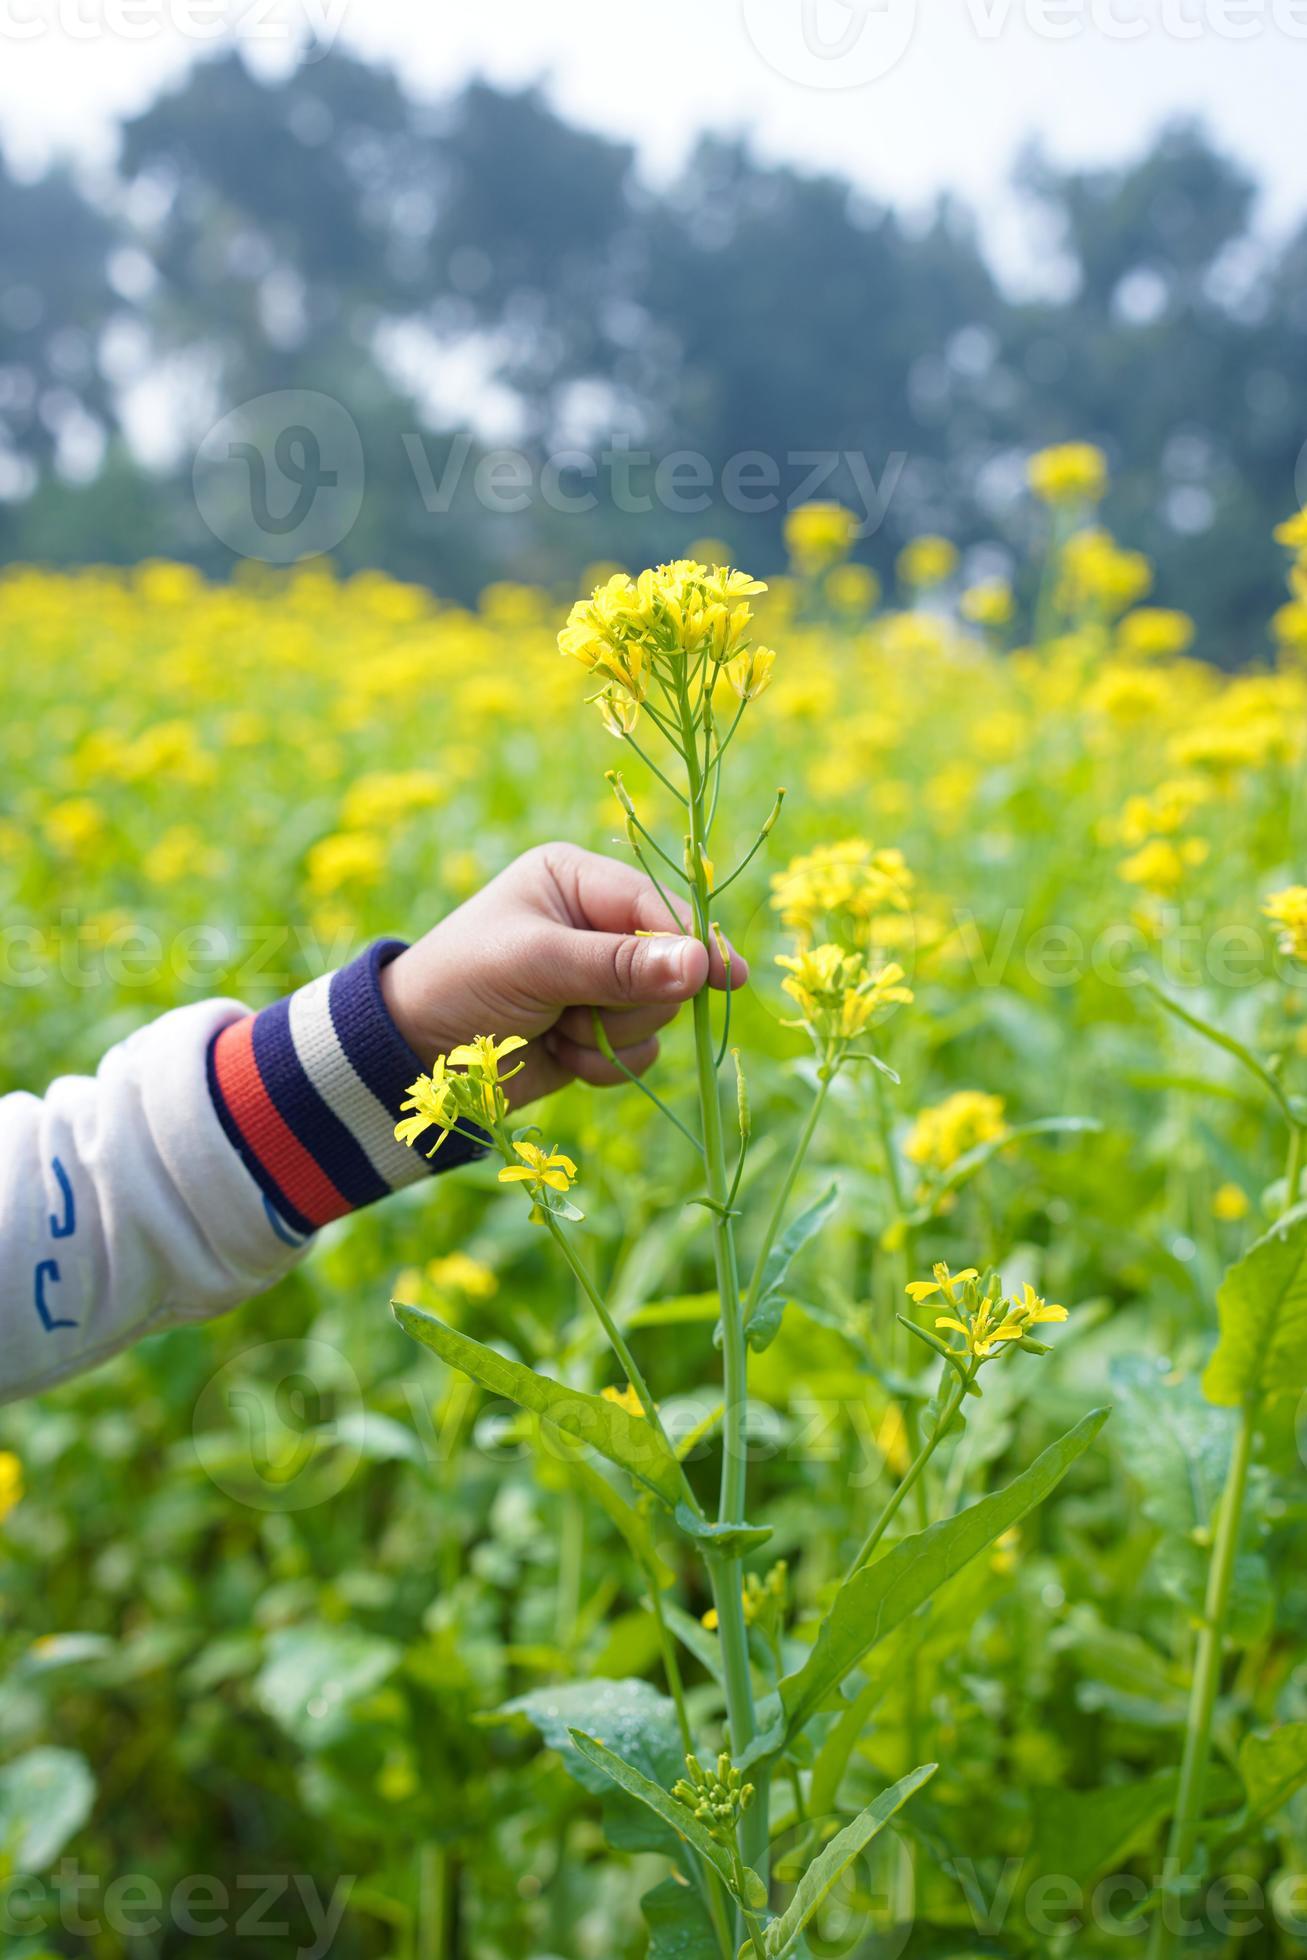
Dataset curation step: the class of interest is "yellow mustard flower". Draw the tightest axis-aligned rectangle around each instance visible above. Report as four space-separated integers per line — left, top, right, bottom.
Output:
395 1058 463 1157
498 1140 578 1196
1265 886 1307 962
0 1452 22 1524
558 559 767 729
1028 442 1108 506
826 563 881 614
905 1090 1008 1176
908 1265 1066 1361
784 502 858 575
427 1252 498 1299
1116 608 1195 662
898 535 958 590
770 838 913 947
1212 1183 1251 1223
1059 529 1152 616
776 943 912 1044
601 1383 646 1418
961 580 1015 629
1119 837 1209 895
724 645 777 702
307 831 386 897
1273 509 1307 558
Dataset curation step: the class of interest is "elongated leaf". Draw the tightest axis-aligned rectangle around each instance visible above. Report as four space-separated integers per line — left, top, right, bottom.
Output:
779 1409 1109 1740
567 1729 739 1891
568 1457 674 1589
1238 1723 1307 1830
628 1291 721 1329
662 1600 725 1685
1029 1770 1177 1892
393 1300 683 1505
765 1764 936 1955
1144 979 1294 1120
1203 1204 1307 1408
746 1182 840 1353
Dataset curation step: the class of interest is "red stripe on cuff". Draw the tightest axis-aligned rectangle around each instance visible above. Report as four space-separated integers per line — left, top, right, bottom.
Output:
211 1015 351 1227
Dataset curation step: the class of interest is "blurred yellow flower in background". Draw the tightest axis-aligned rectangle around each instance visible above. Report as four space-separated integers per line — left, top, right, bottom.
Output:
1028 441 1109 506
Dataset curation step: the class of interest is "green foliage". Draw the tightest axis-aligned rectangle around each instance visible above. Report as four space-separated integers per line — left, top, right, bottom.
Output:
393 1299 685 1506
0 1748 95 1871
763 1765 937 1955
744 1181 840 1353
1203 1203 1307 1406
778 1409 1109 1742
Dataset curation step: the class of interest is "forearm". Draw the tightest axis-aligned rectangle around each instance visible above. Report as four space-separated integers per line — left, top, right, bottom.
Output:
0 941 481 1405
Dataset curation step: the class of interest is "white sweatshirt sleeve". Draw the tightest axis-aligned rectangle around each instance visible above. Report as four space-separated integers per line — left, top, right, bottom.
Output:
0 942 484 1406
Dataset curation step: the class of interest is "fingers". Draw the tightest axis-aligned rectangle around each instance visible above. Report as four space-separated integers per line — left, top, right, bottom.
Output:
530 842 750 994
553 1000 681 1049
543 1027 661 1087
535 921 710 1011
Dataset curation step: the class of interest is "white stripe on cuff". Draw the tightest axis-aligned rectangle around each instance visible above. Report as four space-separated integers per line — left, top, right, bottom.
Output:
287 973 425 1192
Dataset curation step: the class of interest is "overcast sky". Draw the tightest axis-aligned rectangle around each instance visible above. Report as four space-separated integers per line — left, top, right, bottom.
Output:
2 0 1305 282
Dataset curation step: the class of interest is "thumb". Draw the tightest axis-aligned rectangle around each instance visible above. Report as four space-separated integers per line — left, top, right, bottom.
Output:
543 925 710 1009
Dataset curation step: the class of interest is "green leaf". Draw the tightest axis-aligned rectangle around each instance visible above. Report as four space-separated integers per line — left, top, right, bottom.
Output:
1238 1722 1307 1830
627 1291 721 1329
255 1625 400 1751
1203 1204 1307 1407
1144 978 1294 1121
567 1728 741 1893
1028 1770 1178 1892
764 1764 937 1955
568 1458 675 1589
661 1601 725 1685
778 1408 1109 1742
746 1181 840 1353
0 1748 94 1870
1109 1355 1233 1538
503 1679 684 1856
641 1875 720 1958
393 1300 684 1505
674 1501 774 1557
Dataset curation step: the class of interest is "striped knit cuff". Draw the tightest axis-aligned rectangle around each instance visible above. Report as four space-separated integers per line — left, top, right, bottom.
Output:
207 940 487 1237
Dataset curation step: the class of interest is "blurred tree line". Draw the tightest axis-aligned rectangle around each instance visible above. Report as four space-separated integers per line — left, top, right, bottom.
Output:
1 46 1303 655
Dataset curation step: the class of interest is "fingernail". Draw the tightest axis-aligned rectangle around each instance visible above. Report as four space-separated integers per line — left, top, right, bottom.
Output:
644 939 692 993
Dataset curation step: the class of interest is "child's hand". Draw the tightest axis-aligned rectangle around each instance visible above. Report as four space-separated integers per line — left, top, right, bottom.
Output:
379 843 748 1108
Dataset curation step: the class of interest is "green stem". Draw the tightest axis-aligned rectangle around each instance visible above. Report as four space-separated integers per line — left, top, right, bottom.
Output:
676 671 764 1891
416 1844 445 1960
646 1585 735 1960
845 1368 969 1580
1286 1122 1305 1208
1147 1398 1255 1959
1149 1118 1300 1956
588 1006 705 1158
